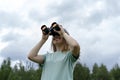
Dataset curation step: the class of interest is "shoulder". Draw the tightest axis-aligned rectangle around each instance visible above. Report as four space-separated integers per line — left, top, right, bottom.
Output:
66 51 79 62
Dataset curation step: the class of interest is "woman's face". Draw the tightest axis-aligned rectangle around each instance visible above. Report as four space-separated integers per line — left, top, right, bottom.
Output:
52 35 64 45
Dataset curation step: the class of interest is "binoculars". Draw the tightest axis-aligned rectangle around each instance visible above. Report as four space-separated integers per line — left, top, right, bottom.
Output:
41 22 61 36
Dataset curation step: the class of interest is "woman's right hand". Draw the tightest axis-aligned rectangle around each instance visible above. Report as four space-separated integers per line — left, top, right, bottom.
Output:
41 25 50 41
41 30 50 41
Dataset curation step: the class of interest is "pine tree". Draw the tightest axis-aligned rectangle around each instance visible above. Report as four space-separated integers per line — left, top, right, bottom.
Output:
0 58 12 80
110 64 120 80
74 62 90 80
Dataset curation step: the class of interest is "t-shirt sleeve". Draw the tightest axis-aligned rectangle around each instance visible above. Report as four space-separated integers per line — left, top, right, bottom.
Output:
39 53 48 67
66 51 79 63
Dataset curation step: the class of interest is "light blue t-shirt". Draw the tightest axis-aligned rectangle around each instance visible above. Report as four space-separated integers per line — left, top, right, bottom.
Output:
40 51 78 80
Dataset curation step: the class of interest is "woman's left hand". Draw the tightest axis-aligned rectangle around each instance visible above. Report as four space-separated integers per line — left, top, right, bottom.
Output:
54 25 65 37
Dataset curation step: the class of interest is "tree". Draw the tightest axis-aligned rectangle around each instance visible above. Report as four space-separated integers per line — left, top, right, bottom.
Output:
0 58 12 80
98 64 111 80
110 64 120 80
74 62 90 80
8 61 42 80
91 63 111 80
92 63 99 80
1 57 120 80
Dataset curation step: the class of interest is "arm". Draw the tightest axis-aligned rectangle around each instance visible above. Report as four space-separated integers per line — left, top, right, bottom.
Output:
63 32 80 58
28 39 47 63
28 30 49 64
57 25 80 58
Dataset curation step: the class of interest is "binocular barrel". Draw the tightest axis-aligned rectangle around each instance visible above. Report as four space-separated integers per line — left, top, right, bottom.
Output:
41 22 61 36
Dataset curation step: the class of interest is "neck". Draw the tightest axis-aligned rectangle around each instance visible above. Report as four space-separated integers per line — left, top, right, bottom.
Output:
55 44 64 52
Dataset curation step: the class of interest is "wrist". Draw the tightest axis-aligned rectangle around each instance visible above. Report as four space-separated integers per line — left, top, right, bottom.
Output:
63 32 68 37
41 38 48 42
41 35 49 41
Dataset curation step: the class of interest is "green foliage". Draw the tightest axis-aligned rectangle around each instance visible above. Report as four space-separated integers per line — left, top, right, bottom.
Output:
0 58 11 80
91 63 111 80
91 63 99 80
0 58 42 80
74 62 90 80
0 58 120 80
110 64 120 80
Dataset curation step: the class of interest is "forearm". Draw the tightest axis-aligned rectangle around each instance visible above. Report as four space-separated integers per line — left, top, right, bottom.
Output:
63 33 79 48
28 39 47 58
63 33 80 56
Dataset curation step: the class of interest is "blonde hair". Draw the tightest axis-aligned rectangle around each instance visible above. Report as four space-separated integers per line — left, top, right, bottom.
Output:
51 29 70 52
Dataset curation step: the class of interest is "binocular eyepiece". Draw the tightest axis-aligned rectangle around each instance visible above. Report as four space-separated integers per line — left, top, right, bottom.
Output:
41 22 61 36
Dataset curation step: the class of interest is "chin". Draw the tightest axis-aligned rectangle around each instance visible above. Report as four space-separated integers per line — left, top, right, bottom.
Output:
53 41 62 45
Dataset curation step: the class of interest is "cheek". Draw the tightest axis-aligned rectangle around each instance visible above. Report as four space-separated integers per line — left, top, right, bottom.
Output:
52 38 63 44
59 39 64 43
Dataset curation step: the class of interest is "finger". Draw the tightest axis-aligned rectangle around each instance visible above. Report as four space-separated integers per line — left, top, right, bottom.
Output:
48 32 51 35
59 25 64 30
58 25 64 32
53 29 58 33
42 31 46 35
59 25 62 27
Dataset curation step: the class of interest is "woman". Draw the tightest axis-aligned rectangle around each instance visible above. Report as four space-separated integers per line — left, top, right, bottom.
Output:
28 22 80 80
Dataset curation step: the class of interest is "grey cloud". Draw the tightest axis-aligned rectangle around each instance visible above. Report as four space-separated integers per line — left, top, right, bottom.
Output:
78 16 120 69
46 0 100 23
0 30 34 61
1 32 22 42
27 0 102 27
47 0 81 22
0 37 33 61
80 35 120 70
79 0 120 29
105 0 120 17
0 11 29 29
85 11 105 26
27 0 120 29
28 0 82 24
28 10 48 24
82 51 120 70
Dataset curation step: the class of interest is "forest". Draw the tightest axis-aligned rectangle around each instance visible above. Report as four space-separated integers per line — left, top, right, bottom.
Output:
0 57 120 80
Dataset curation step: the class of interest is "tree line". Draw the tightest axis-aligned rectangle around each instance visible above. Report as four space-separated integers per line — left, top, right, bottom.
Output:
0 58 120 80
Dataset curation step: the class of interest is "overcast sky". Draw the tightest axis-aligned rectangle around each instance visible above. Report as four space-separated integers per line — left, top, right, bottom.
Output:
0 0 120 70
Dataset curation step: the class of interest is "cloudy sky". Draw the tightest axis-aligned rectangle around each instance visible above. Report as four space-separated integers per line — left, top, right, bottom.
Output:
0 0 120 70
